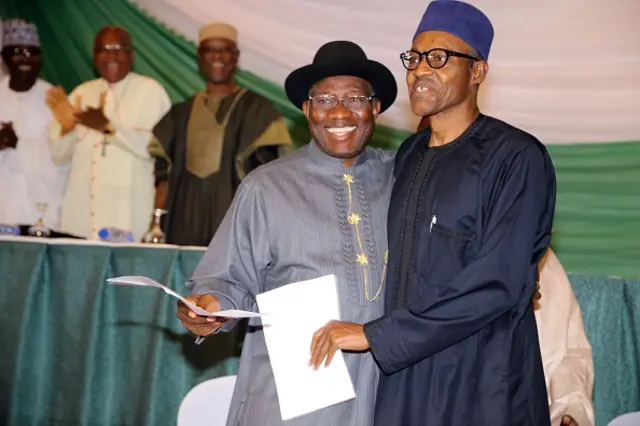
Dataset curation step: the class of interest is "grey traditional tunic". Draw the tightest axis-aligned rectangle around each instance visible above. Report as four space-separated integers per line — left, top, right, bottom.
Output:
188 140 394 426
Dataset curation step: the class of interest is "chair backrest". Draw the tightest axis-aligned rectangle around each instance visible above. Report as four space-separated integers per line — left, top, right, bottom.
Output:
607 412 640 426
177 375 237 426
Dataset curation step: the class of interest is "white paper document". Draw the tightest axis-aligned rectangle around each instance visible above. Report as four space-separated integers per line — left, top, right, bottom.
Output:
107 275 264 318
255 274 355 421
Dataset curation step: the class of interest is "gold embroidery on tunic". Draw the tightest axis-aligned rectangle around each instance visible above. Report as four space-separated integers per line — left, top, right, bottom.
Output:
343 173 387 302
186 88 248 178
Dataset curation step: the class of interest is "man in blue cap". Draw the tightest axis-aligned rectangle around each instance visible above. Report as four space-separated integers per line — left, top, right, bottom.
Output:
309 1 556 425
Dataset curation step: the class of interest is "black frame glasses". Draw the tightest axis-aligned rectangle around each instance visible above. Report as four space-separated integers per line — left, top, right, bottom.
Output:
400 48 479 70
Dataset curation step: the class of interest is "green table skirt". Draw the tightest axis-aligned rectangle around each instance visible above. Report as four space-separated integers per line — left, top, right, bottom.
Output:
0 239 638 425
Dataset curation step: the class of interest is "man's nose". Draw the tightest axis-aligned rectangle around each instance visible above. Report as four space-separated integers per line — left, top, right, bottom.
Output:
328 99 351 118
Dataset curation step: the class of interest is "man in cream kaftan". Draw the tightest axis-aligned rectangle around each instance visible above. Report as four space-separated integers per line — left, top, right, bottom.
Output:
0 20 68 229
48 26 170 240
49 72 170 240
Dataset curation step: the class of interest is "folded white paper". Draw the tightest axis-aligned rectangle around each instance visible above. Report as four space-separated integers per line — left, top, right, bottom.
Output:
255 274 355 421
107 275 264 318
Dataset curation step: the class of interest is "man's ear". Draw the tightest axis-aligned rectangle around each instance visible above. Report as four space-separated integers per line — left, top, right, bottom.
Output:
372 98 381 120
232 49 240 68
302 100 311 120
471 60 488 85
0 47 8 66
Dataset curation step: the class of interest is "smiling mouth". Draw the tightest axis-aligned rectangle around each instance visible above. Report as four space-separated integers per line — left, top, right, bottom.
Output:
211 62 225 69
413 83 434 94
326 126 356 137
18 65 33 72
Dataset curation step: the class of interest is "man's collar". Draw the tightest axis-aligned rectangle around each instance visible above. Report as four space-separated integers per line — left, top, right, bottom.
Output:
101 71 133 88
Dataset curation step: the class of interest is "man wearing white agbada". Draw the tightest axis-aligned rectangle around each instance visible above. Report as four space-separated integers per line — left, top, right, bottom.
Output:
0 19 69 229
536 249 595 426
47 26 170 240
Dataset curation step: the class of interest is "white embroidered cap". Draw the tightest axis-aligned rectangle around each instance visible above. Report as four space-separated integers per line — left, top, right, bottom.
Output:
3 19 40 48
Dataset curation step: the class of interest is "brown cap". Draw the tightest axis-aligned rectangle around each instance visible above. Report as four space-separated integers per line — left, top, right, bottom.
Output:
198 23 237 44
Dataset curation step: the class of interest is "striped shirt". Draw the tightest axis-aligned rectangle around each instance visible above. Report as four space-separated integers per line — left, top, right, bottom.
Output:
189 140 395 426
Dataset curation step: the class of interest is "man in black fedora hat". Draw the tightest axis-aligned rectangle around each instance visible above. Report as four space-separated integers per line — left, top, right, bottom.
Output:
176 40 397 426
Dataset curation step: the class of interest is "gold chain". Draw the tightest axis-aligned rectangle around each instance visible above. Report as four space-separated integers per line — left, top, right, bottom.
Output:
343 173 387 302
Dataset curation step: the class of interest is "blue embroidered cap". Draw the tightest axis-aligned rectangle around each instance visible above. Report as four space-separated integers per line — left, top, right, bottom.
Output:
3 19 40 48
414 0 494 60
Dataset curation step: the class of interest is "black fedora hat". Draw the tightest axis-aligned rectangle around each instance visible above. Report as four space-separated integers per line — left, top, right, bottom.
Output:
284 40 397 113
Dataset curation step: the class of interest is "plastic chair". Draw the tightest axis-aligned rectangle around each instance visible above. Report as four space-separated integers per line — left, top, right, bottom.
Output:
608 412 640 426
177 375 237 426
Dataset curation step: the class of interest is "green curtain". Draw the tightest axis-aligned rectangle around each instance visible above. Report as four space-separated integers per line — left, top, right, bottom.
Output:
550 142 640 277
1 0 639 277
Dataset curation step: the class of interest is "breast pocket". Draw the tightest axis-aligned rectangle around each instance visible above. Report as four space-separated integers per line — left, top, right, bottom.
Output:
431 223 476 242
427 223 476 288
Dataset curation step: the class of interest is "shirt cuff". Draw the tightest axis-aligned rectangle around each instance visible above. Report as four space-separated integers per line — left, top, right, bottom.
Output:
363 316 395 374
208 291 239 333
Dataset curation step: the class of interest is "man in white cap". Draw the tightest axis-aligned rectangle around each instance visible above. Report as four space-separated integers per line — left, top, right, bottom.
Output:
148 22 292 246
0 19 69 230
46 26 171 241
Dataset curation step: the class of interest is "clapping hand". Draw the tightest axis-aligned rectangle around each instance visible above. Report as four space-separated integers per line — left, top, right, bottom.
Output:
46 86 80 133
0 122 18 150
75 91 111 133
46 88 112 134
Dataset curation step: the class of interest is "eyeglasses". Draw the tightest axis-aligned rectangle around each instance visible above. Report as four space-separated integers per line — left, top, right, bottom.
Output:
308 94 375 112
8 47 40 58
95 44 132 55
400 48 478 70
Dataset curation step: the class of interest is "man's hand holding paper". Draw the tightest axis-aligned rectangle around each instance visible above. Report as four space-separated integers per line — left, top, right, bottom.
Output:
176 294 229 337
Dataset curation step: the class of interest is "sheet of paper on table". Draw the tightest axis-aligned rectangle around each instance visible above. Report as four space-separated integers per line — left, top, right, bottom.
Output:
107 275 264 318
255 274 355 421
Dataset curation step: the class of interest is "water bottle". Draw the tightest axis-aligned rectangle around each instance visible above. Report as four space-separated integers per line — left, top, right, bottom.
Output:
98 227 134 243
0 224 21 236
